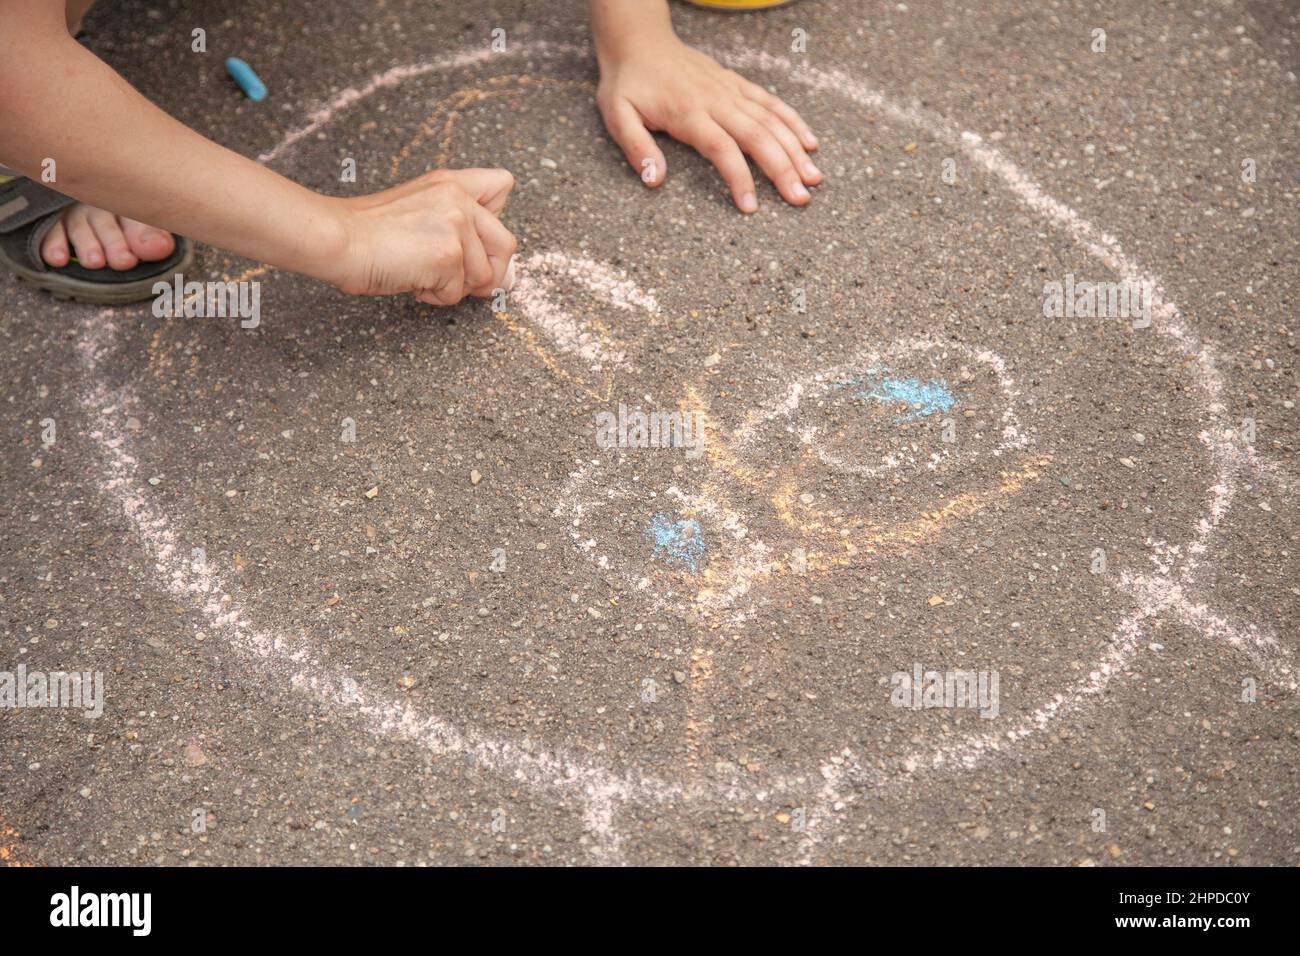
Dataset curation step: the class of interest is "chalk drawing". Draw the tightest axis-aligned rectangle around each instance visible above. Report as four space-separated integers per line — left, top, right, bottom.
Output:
58 40 1295 868
509 250 654 372
841 369 956 423
730 338 1027 480
647 512 706 573
559 356 1042 626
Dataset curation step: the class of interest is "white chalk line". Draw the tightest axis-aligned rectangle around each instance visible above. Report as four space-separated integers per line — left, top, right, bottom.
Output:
730 337 1028 478
556 333 1027 632
258 42 586 165
716 48 1295 853
78 318 832 865
511 251 656 371
558 464 683 615
1118 573 1296 693
77 311 662 862
67 43 1292 865
1242 448 1298 497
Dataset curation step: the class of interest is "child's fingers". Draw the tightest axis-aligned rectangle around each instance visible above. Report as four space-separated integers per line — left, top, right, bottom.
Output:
468 204 517 297
674 114 757 213
713 109 811 206
416 287 461 307
457 216 494 297
419 250 466 305
736 99 822 186
386 169 514 215
471 204 517 264
739 78 818 151
602 98 667 188
440 168 516 214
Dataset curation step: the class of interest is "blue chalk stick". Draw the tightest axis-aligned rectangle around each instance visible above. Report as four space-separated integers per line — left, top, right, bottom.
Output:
225 57 267 102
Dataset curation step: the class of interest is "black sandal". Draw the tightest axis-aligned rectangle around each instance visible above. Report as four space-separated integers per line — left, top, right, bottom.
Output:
0 172 193 305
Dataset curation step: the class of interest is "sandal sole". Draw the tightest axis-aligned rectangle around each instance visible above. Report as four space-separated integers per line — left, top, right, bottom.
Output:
6 240 195 306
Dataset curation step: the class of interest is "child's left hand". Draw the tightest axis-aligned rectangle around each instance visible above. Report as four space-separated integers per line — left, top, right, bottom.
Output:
595 35 822 213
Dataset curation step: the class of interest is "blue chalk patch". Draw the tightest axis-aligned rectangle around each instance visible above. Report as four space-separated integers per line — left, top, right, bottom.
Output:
647 512 706 573
840 367 956 423
225 57 267 102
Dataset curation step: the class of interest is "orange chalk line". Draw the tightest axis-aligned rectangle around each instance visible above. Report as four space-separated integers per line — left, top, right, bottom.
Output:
0 813 36 867
770 455 1054 571
147 264 272 380
156 77 599 397
691 385 1052 577
489 309 613 403
141 72 1051 779
679 386 1051 765
390 75 589 179
159 78 598 394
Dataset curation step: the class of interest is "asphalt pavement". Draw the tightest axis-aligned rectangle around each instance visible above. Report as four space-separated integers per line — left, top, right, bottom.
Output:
1 0 1296 865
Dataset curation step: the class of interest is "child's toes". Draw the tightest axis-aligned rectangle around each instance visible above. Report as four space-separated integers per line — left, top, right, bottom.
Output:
121 218 176 263
39 219 71 268
64 207 106 269
87 208 139 271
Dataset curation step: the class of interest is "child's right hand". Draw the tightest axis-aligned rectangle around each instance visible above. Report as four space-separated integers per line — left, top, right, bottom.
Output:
332 168 518 305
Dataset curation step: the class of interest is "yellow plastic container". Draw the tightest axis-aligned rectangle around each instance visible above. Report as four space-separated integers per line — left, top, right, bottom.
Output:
683 0 799 9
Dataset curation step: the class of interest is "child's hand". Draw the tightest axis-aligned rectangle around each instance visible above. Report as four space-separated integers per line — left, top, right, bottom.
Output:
334 168 517 304
595 34 821 213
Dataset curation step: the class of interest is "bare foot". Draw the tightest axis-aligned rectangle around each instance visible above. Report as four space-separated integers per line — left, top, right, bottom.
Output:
40 203 175 271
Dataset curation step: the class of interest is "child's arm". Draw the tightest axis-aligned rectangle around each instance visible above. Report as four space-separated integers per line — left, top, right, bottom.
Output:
0 1 514 302
587 0 821 212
